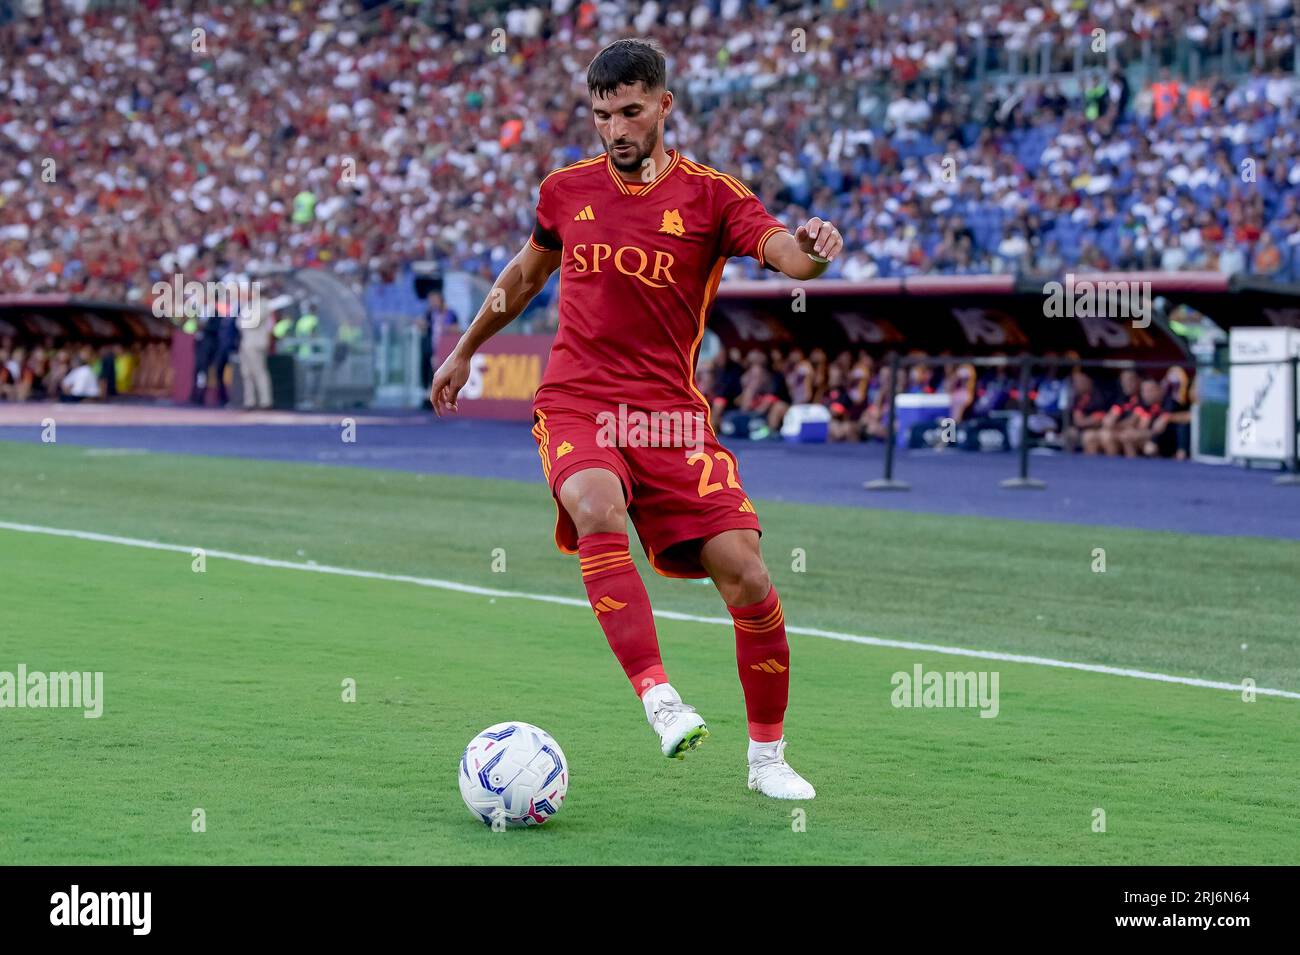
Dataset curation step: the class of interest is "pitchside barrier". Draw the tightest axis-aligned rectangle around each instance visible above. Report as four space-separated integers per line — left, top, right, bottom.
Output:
864 354 1300 492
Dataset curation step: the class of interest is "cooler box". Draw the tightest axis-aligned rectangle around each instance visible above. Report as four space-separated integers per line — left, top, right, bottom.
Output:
893 393 950 448
781 403 830 443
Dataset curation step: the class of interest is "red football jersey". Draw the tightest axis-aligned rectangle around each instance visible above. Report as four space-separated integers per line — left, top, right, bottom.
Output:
529 149 787 415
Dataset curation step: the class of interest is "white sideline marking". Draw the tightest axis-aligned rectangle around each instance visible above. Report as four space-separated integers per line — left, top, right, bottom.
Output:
3 520 1297 702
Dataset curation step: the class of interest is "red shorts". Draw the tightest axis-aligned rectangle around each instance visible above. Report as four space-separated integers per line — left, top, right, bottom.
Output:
531 405 762 578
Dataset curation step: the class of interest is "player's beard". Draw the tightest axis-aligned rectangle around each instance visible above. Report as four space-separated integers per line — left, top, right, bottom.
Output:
605 126 658 176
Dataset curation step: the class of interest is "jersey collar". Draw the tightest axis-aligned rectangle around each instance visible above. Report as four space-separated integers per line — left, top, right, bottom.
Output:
605 148 681 197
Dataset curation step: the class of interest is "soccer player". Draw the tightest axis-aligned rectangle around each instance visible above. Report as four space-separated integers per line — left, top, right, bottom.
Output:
431 38 842 799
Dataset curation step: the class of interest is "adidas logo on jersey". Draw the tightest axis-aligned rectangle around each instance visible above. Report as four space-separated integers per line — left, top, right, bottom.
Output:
573 205 596 221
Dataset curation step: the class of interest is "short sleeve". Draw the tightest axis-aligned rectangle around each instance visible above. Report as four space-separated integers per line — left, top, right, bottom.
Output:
717 185 787 269
530 178 562 252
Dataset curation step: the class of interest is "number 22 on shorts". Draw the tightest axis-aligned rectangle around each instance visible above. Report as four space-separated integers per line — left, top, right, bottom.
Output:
686 451 741 497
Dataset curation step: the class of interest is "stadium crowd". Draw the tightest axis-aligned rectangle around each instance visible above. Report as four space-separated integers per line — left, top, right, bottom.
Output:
698 346 1194 458
1 0 1299 311
0 338 172 401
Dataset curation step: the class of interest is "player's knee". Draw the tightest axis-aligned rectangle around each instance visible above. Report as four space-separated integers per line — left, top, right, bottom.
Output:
741 564 773 605
569 495 627 536
720 559 772 607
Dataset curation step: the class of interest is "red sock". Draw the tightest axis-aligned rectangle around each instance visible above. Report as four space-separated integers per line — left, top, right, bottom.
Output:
578 532 667 696
729 586 788 741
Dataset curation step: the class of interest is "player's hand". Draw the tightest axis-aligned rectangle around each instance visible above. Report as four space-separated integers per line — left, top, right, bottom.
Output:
430 352 471 416
794 217 843 262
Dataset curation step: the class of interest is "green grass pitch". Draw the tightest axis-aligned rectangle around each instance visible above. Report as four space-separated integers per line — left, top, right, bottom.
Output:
1 440 1297 864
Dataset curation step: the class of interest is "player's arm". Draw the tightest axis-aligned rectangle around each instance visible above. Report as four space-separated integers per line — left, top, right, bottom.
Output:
430 240 561 416
761 217 844 281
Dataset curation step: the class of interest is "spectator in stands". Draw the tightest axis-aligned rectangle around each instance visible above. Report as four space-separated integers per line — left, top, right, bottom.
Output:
807 349 830 405
1062 368 1109 453
422 291 458 394
1028 356 1070 443
767 348 786 380
971 360 1016 418
1141 368 1194 459
415 314 434 399
59 350 100 403
783 349 813 406
825 360 873 443
1118 378 1171 459
905 353 937 394
0 347 14 401
428 292 459 337
240 300 275 411
1253 233 1284 275
189 311 219 406
735 349 790 437
1112 236 1145 271
140 342 173 397
1034 239 1065 274
9 348 32 401
997 228 1032 270
780 347 828 407
1084 368 1141 456
113 343 136 395
824 365 848 437
213 312 242 407
702 348 745 431
97 345 118 401
945 359 978 423
4 0 1299 301
862 361 897 442
949 358 1017 444
42 347 71 402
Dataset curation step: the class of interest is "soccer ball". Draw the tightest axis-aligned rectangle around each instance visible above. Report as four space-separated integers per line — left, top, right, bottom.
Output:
458 721 569 827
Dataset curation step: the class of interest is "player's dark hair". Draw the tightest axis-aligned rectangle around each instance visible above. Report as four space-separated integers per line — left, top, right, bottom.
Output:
587 38 666 98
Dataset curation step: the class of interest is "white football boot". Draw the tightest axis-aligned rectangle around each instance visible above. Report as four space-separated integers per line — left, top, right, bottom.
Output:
642 683 709 759
747 738 816 799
